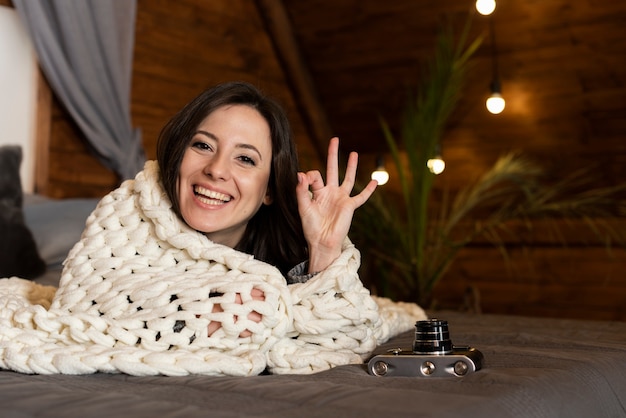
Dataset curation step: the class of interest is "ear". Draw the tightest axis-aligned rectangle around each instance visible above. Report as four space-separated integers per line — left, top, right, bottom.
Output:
263 188 273 205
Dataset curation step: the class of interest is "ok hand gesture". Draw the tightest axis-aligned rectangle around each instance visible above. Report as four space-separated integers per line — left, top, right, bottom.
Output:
295 137 378 273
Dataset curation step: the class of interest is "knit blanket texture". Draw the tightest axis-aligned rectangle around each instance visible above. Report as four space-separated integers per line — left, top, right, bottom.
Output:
0 161 426 376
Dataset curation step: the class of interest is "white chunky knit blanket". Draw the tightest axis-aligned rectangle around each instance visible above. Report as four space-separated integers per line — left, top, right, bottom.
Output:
0 161 426 376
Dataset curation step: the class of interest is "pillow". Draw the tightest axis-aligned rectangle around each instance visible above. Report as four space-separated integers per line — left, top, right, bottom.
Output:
0 145 46 279
24 197 99 267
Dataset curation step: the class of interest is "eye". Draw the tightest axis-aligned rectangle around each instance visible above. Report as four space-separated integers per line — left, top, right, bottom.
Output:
237 155 257 166
191 140 212 152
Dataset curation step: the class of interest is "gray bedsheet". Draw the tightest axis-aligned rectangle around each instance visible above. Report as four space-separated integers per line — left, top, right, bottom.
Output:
1 311 625 418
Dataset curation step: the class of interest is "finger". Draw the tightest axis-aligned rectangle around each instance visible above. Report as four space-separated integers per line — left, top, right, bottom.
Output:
340 151 359 191
351 179 378 209
247 311 262 323
251 288 265 301
207 321 222 336
326 137 340 187
239 311 262 337
305 170 325 193
295 172 313 215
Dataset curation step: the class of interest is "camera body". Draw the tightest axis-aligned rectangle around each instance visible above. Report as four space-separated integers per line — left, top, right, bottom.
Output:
367 319 484 378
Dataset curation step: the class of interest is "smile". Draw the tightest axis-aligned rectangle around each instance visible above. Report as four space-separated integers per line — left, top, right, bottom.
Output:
194 185 232 205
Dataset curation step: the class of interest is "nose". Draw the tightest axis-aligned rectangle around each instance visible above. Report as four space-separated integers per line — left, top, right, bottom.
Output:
203 153 230 181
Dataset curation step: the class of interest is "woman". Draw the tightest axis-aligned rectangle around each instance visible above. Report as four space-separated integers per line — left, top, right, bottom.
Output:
156 81 379 337
158 81 375 277
0 82 425 376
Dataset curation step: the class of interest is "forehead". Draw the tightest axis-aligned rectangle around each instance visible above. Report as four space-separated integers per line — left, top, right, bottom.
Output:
199 105 271 146
201 105 266 129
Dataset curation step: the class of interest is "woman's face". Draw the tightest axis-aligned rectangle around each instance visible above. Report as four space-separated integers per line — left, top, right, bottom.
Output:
177 104 272 247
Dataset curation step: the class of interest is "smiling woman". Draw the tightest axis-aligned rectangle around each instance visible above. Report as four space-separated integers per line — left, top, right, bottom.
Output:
157 82 308 275
0 81 426 377
177 105 273 249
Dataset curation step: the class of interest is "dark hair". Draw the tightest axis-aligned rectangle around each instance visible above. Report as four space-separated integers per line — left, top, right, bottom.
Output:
156 81 307 274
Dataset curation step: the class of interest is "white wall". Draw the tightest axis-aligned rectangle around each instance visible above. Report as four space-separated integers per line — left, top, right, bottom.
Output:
0 5 38 193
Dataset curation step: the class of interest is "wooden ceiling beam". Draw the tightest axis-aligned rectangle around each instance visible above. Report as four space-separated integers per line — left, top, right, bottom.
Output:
255 0 331 161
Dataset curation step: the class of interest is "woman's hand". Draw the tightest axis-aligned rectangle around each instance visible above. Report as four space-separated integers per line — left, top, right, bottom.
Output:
207 288 265 338
296 137 377 273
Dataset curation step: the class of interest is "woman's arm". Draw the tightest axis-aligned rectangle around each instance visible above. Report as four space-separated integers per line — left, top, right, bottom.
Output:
295 137 377 273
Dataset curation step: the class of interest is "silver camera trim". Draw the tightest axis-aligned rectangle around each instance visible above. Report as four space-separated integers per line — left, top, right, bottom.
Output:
368 346 484 377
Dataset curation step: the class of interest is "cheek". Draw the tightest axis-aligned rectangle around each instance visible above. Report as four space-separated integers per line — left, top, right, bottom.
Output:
176 168 186 196
176 156 194 209
178 153 192 182
177 153 198 194
242 173 271 207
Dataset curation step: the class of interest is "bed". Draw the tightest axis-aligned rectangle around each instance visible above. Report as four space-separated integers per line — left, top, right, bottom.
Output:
0 148 624 417
0 307 625 417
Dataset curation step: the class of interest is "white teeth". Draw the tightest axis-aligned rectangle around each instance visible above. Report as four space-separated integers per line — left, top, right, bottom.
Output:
194 186 231 203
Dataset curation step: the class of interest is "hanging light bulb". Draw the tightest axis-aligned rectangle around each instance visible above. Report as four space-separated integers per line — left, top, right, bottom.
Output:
427 156 445 175
485 17 505 114
486 92 505 114
486 79 505 114
476 0 496 15
371 155 389 185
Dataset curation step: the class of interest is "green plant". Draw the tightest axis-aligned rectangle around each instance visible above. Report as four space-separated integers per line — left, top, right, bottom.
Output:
351 21 625 307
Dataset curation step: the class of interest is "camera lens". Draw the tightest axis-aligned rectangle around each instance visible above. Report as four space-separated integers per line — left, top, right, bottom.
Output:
413 319 453 354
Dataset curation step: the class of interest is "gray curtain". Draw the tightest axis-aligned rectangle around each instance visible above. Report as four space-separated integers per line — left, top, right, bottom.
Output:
13 0 144 181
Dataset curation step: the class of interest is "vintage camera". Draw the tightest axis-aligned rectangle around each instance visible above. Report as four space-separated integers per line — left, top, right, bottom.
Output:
367 319 484 377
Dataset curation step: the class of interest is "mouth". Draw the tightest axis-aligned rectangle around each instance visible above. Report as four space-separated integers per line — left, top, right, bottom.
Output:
194 185 232 205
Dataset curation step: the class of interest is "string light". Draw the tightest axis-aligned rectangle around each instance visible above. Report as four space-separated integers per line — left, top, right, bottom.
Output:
371 156 389 185
427 145 445 175
476 0 496 16
486 81 505 114
486 93 505 114
427 155 445 175
486 16 505 114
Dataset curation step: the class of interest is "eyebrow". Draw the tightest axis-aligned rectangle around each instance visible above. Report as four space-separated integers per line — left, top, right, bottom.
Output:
194 130 264 161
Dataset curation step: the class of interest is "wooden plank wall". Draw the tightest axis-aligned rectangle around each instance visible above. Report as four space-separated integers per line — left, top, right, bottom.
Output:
13 0 321 198
3 0 625 322
429 218 626 321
